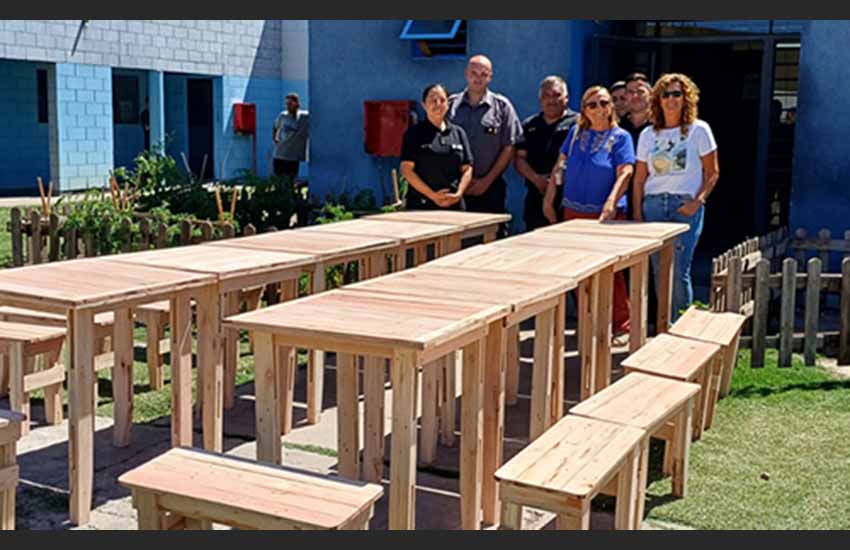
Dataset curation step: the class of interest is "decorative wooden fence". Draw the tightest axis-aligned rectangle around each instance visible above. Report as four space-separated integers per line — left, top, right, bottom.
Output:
712 227 850 367
6 205 257 267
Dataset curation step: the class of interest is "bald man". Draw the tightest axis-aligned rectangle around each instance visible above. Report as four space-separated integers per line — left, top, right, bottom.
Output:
447 54 522 223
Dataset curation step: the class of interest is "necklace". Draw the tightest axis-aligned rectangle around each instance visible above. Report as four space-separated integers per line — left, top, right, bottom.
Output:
580 127 616 154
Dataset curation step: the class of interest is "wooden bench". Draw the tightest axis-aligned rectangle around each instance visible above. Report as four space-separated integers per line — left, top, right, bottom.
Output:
118 447 384 530
0 321 67 434
569 372 701 527
620 333 722 442
669 306 747 419
495 415 645 530
1 410 25 530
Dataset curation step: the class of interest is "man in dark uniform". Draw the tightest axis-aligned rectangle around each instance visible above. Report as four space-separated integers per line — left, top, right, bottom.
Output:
620 72 653 220
447 55 523 227
514 75 578 231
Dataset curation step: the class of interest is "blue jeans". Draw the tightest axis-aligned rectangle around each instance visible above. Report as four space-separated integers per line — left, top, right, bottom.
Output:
642 193 704 323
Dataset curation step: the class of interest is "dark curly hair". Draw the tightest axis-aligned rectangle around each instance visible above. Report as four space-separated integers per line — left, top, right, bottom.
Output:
650 73 700 136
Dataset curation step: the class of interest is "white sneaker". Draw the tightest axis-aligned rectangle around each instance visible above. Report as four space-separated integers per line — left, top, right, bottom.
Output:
612 333 630 347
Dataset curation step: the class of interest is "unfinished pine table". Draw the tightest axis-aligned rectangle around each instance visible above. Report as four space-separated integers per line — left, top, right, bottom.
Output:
206 229 400 424
541 219 689 333
365 210 512 251
0 257 217 526
345 265 577 526
300 218 458 268
429 244 619 402
110 245 318 416
224 288 508 530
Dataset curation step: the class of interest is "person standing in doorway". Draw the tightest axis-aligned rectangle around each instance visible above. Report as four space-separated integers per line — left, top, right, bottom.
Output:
272 92 309 179
140 97 150 151
514 75 578 230
447 54 522 233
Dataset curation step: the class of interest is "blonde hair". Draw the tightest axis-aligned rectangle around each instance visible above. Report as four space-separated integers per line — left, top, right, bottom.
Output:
650 73 700 134
577 86 618 130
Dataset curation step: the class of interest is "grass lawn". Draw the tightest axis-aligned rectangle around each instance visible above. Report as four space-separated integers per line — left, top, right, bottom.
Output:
644 349 850 529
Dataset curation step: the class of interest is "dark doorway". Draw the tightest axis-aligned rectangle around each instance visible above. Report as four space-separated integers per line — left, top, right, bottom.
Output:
187 78 214 180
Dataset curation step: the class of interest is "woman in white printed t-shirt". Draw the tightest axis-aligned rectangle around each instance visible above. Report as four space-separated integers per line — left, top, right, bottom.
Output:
632 73 719 322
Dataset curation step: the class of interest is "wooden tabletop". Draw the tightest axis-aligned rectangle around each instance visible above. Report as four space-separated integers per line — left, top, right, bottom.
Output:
118 447 384 530
345 265 575 311
496 231 662 260
0 257 215 310
542 219 689 241
365 210 512 230
300 218 458 244
0 320 67 344
224 288 507 353
494 415 644 498
668 307 748 347
428 243 617 281
206 230 398 264
570 372 701 432
110 245 316 281
621 333 722 381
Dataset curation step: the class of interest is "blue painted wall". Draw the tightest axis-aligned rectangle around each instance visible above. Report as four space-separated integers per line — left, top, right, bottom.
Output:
790 20 850 268
308 20 582 232
0 59 51 194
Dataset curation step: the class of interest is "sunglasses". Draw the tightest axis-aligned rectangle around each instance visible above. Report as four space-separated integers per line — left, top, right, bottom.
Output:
662 90 684 99
584 99 611 110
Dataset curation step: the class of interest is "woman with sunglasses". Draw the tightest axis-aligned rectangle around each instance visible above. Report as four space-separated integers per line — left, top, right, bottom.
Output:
632 73 719 322
543 85 635 343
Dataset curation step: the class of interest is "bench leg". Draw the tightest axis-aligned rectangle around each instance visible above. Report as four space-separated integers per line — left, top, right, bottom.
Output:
43 346 64 426
419 359 440 466
0 354 8 398
278 345 296 435
133 490 163 530
242 287 264 354
0 440 17 530
704 355 723 430
10 344 29 436
504 324 520 406
184 517 213 530
439 352 456 447
460 338 485 530
336 352 360 480
389 349 419 530
719 335 741 398
530 309 554 441
499 501 523 530
363 357 386 483
557 504 590 530
692 367 709 441
144 315 164 391
634 437 650 529
615 447 640 530
671 399 694 498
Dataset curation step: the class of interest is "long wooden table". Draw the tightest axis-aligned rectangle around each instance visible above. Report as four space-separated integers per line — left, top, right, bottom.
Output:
427 244 619 404
364 211 512 251
224 288 509 530
206 230 402 423
541 219 689 333
344 265 577 526
0 257 217 525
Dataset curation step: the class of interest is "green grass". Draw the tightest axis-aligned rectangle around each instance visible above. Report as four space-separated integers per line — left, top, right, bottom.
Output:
644 349 850 529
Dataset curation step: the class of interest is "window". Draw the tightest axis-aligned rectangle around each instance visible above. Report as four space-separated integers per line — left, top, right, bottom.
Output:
400 20 467 59
37 69 48 124
112 74 140 124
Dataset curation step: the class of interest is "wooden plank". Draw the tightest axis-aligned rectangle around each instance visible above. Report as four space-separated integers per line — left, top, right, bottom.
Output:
10 208 22 267
223 291 240 410
30 210 42 264
180 220 192 246
578 277 598 401
779 258 797 368
657 242 674 332
726 257 743 314
505 324 520 406
68 308 95 526
278 344 296 435
594 268 614 394
614 448 639 530
8 343 27 435
530 309 554 441
751 259 771 368
336 352 360 480
22 362 65 394
48 212 60 262
804 258 822 366
841 258 850 365
440 352 457 447
671 399 693 498
629 257 648 353
817 229 832 267
64 224 77 260
254 332 281 465
460 337 485 530
196 285 222 452
482 320 506 526
112 308 135 447
389 349 419 530
307 264 326 425
362 356 385 484
550 294 566 424
419 359 440 465
170 291 193 447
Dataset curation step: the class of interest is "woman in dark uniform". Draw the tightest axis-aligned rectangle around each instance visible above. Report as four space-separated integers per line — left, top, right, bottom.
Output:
400 83 474 210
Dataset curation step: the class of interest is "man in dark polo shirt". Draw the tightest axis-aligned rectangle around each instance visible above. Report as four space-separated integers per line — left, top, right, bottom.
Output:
514 75 578 230
619 72 653 220
447 54 523 225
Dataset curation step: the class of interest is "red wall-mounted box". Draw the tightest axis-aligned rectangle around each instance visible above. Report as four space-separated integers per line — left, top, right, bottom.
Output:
233 102 256 135
364 100 414 157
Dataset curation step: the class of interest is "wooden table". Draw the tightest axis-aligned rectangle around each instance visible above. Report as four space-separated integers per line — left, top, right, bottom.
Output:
207 230 401 423
110 246 318 414
429 244 619 402
300 218 458 267
224 288 509 530
0 257 217 525
344 265 577 526
365 210 512 251
1 409 25 530
541 219 689 333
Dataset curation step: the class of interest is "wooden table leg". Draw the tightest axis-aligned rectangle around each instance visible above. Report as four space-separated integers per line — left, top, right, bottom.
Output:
307 265 326 425
550 296 566 425
578 277 599 401
196 285 222 452
170 291 194 448
254 331 281 465
500 501 523 530
112 307 134 447
504 324 520 406
594 267 614 394
530 309 554 441
43 345 64 426
629 257 649 353
223 291 241 410
439 352 457 447
483 229 496 244
363 356 385 483
420 360 440 465
671 398 693 498
389 349 418 530
336 352 360 480
460 337 485 530
142 312 164 391
278 344 296 435
8 343 26 436
68 308 95 525
482 321 506 526
657 242 675 333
